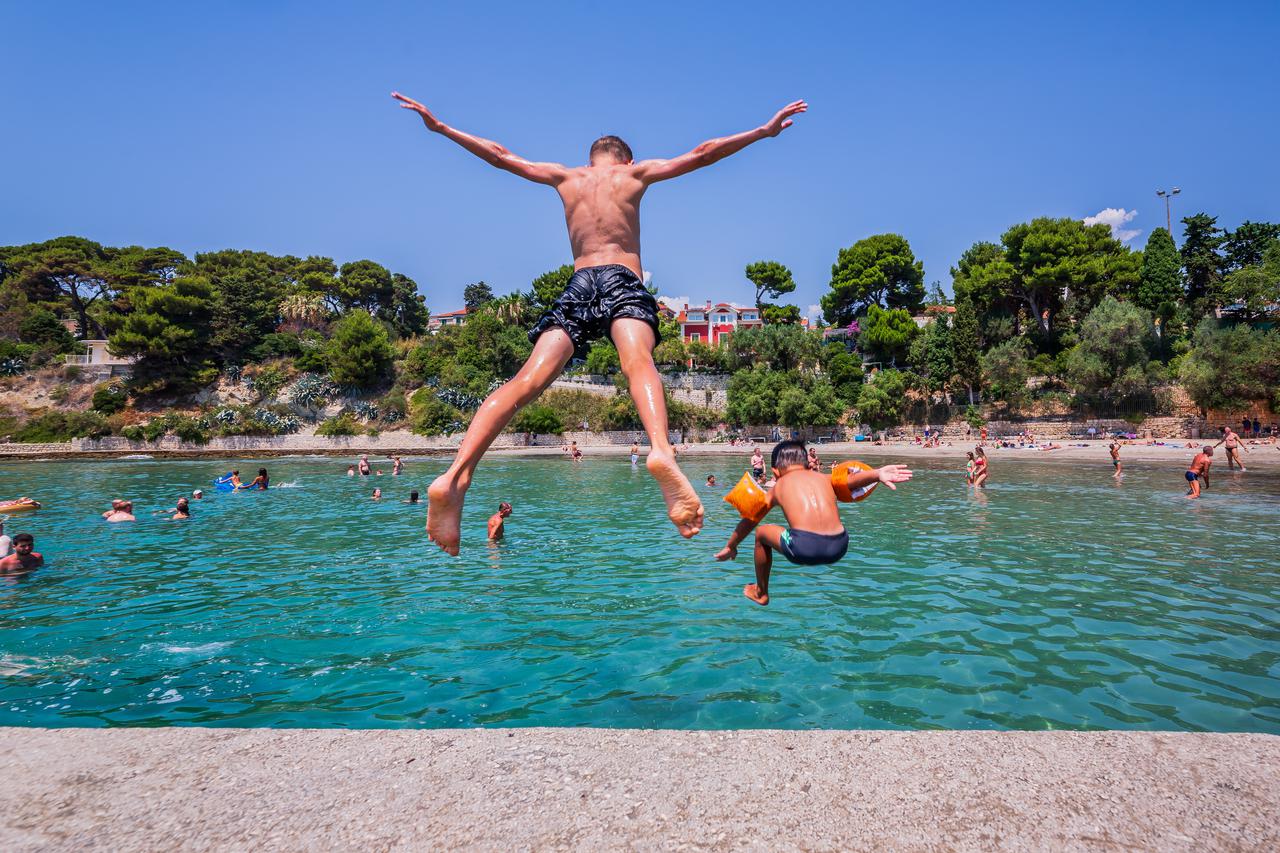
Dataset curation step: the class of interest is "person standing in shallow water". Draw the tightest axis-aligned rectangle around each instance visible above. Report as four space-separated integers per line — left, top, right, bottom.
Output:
393 90 807 555
488 502 512 542
1186 446 1213 499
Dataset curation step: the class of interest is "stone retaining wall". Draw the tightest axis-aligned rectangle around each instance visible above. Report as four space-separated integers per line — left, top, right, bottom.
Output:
549 373 729 411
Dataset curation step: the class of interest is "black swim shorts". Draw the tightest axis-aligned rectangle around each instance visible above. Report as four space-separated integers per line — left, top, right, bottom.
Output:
528 264 661 358
777 529 849 566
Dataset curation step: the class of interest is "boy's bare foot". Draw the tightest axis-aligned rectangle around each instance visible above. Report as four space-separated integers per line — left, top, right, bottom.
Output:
646 449 704 537
426 473 469 556
715 546 737 561
743 583 769 606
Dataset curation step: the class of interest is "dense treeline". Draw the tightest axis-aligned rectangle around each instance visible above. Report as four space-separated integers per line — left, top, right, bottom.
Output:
0 209 1276 444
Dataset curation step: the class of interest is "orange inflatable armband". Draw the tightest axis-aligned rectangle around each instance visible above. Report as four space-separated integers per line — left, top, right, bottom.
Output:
832 460 878 502
723 471 770 523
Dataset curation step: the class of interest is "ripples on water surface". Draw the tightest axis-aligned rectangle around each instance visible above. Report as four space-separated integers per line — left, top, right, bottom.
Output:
1 454 1278 731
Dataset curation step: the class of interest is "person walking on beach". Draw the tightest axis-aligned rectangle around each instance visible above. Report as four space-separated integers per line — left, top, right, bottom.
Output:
1215 426 1247 471
394 90 806 555
1185 446 1213 499
1109 441 1123 478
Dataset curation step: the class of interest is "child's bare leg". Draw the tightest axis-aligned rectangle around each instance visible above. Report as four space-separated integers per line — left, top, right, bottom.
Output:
745 525 784 605
427 330 574 555
611 318 704 538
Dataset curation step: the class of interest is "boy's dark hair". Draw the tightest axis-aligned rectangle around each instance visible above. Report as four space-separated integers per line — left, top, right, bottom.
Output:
14 533 33 545
590 135 632 163
771 440 808 470
410 491 419 501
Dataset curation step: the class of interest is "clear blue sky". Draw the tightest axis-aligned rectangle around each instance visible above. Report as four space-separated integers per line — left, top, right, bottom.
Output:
4 1 1278 318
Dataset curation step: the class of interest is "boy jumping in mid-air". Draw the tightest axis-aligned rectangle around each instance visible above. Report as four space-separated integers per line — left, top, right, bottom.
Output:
393 90 807 555
715 441 912 605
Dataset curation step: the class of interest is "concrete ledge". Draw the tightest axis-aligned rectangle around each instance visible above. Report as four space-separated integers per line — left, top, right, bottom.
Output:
2 728 1276 851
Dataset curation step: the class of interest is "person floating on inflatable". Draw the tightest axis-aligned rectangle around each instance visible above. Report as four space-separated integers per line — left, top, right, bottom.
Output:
716 440 912 606
214 471 241 491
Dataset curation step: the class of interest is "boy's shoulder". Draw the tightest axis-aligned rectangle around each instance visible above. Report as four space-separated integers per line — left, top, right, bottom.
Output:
774 468 836 498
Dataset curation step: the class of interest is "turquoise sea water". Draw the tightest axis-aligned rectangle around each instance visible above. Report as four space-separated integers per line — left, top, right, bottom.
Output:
1 454 1278 731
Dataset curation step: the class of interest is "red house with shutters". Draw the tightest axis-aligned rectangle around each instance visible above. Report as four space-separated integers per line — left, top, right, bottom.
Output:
676 301 764 345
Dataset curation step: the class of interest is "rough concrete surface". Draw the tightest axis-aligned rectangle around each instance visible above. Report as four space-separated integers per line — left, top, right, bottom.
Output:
1 728 1277 851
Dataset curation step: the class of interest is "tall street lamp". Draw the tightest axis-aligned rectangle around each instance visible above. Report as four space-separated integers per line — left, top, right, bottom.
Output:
1156 187 1181 233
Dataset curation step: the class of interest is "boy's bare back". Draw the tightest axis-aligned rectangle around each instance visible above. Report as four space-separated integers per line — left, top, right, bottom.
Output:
770 468 845 535
556 165 646 274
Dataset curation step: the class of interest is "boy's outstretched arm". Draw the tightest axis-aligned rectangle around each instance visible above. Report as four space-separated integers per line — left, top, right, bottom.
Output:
392 92 567 185
635 100 807 185
844 464 915 492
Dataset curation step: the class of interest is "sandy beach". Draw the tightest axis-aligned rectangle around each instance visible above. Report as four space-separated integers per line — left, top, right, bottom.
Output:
2 727 1276 851
4 435 1280 470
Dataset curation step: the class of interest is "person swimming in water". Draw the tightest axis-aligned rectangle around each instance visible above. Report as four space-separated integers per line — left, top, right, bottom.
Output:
358 455 371 477
0 533 43 575
706 474 717 488
104 500 136 522
240 468 269 490
392 456 404 476
394 90 807 555
403 490 420 504
153 497 191 519
372 488 382 500
487 501 512 541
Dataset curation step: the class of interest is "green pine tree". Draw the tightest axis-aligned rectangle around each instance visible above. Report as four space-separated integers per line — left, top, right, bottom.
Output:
1136 228 1182 313
951 295 982 404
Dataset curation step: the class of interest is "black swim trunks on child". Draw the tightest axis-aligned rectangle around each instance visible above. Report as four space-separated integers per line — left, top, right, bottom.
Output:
528 264 661 358
777 528 849 566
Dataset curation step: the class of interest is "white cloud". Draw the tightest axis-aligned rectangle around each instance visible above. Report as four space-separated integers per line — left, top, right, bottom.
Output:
658 294 690 312
806 304 823 324
1083 208 1141 243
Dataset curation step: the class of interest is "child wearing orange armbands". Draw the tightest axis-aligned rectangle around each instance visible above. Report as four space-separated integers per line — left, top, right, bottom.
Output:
716 440 912 606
